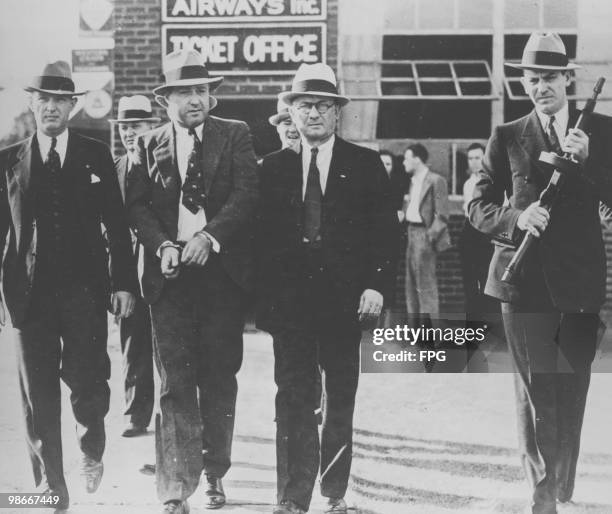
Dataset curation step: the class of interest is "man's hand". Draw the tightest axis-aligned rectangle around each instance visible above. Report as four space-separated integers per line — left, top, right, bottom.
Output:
112 291 136 319
562 128 589 164
517 201 550 237
161 246 181 279
181 232 211 267
358 289 384 322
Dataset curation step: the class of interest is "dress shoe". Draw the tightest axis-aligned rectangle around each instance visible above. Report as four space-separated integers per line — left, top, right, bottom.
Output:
39 485 69 511
122 423 147 437
163 500 190 513
273 500 305 514
325 497 348 513
80 454 104 493
204 475 226 509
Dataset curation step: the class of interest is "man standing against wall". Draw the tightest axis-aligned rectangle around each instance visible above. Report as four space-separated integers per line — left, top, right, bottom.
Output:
469 33 612 514
402 143 451 329
127 50 258 513
109 95 160 438
0 61 136 510
258 63 397 514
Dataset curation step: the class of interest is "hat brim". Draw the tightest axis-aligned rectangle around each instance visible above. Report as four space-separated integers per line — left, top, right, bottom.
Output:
153 76 223 95
279 90 350 107
504 62 581 71
269 111 291 126
24 86 87 96
109 117 161 123
154 94 218 112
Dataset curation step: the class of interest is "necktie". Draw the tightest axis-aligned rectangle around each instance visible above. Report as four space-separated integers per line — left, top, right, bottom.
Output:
46 137 61 173
303 147 322 244
181 128 207 214
547 115 562 154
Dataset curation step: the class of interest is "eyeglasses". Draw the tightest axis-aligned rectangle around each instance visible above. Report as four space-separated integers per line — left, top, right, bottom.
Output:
294 100 336 115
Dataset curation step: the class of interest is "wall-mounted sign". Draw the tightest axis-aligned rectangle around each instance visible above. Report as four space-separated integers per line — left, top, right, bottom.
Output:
79 0 114 37
162 0 326 22
72 49 113 73
162 23 326 74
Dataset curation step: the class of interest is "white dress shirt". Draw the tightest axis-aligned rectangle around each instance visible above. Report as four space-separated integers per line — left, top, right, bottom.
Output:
37 129 68 166
405 168 428 223
301 134 335 198
536 102 569 143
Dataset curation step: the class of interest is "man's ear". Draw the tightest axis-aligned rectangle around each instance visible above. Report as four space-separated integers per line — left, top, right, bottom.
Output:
155 95 169 109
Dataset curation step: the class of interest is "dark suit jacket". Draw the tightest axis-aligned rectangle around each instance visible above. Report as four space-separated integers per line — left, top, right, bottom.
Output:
256 136 399 332
402 170 451 252
469 108 612 311
0 131 137 326
127 116 258 303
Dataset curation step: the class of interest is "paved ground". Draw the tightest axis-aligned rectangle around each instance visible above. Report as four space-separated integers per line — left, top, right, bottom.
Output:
1 324 611 513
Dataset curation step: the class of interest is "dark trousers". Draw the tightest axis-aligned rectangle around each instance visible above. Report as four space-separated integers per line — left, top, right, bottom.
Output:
458 220 495 327
272 249 361 511
15 282 110 494
150 256 248 504
120 294 154 428
501 276 598 513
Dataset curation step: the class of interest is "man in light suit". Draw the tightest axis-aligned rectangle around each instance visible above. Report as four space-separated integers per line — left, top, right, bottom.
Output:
469 33 612 514
0 61 136 510
402 143 450 327
109 95 160 438
127 49 258 514
258 63 398 514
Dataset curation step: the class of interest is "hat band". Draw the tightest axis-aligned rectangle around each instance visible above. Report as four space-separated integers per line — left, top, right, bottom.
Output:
164 65 213 83
292 79 339 96
522 51 569 67
32 75 75 92
119 109 154 120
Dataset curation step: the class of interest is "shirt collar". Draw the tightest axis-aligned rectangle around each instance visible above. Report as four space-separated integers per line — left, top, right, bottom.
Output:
302 134 335 157
412 166 428 181
36 128 68 151
536 103 569 134
173 121 204 141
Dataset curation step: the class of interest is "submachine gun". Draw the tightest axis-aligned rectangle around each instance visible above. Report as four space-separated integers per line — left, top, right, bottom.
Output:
501 77 606 284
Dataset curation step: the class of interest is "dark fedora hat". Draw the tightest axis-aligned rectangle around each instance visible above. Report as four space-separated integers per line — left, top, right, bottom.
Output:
505 32 580 71
24 60 87 96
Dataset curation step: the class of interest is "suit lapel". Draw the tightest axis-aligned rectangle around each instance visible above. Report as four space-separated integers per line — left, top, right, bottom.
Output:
201 117 224 194
418 171 433 207
116 154 129 202
323 137 343 203
153 123 178 188
517 110 552 183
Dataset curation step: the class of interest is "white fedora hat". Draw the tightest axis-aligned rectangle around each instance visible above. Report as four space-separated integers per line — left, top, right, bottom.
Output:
268 98 292 126
153 49 223 95
24 60 87 96
109 95 161 123
278 63 350 106
505 32 580 71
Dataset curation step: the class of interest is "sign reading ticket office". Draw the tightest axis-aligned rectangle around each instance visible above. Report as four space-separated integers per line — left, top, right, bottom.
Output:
163 0 326 22
163 23 326 74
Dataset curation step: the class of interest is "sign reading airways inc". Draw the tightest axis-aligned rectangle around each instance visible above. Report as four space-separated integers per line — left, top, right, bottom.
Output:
163 23 326 74
163 0 326 22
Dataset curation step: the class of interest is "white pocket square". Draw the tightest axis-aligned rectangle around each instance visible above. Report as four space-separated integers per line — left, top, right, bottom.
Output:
90 173 100 183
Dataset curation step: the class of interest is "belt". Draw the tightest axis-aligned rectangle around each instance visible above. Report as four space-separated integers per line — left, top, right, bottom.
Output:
407 222 425 227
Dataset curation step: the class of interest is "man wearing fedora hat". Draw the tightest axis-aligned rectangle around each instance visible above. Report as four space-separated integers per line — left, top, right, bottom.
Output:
469 33 612 513
0 61 137 509
109 95 161 439
269 99 300 153
257 63 397 514
127 49 257 514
